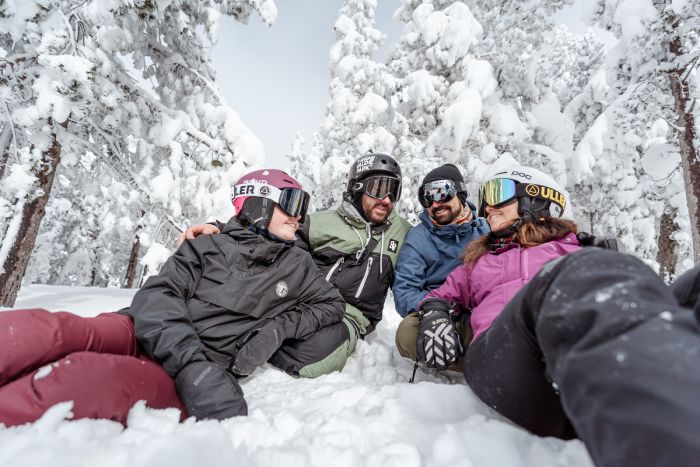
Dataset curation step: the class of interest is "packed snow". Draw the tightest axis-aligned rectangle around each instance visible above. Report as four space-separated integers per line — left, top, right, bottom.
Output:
0 285 593 467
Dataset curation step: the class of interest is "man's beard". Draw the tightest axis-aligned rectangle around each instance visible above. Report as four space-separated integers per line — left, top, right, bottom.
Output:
430 205 460 225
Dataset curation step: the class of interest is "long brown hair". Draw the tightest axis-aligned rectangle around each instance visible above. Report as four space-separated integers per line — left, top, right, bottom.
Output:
463 217 578 266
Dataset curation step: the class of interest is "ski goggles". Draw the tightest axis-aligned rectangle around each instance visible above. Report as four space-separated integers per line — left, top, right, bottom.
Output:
356 175 402 202
479 178 518 210
478 178 566 215
418 179 466 208
233 182 310 220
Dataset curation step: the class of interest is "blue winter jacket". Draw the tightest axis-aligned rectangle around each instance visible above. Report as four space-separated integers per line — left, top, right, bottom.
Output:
392 203 490 317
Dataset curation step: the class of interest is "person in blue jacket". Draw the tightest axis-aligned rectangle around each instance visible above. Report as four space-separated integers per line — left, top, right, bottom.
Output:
394 164 489 365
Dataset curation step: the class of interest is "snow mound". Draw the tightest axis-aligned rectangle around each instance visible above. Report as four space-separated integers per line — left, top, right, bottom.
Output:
0 286 593 467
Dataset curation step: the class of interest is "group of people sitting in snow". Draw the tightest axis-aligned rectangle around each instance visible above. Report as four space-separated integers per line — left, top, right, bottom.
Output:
1 154 699 467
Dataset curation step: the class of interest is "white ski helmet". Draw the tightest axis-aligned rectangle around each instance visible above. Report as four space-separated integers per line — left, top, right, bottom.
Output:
478 165 568 222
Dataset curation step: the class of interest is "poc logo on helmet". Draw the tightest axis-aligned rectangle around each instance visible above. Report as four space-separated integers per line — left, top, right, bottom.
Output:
512 171 532 180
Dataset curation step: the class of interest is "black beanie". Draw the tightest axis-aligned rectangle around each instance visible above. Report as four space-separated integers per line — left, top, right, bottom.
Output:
421 164 464 186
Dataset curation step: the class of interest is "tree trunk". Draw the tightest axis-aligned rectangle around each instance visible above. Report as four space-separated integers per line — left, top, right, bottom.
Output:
656 207 679 280
0 124 13 180
669 35 700 264
123 233 141 288
0 122 64 307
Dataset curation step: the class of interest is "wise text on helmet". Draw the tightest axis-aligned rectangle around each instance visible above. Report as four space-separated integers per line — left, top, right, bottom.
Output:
356 156 376 173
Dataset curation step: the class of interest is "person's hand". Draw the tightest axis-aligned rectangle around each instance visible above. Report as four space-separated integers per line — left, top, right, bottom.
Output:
231 321 284 376
177 224 221 246
416 298 463 371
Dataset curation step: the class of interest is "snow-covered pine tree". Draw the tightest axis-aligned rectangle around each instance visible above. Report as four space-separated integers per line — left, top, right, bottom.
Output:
663 1 700 267
569 0 698 276
382 0 578 221
537 26 605 111
0 0 274 305
286 132 322 206
386 0 497 219
310 0 397 211
307 0 583 223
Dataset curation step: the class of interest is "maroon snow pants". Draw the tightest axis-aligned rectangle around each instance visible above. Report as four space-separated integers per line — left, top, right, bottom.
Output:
0 308 185 427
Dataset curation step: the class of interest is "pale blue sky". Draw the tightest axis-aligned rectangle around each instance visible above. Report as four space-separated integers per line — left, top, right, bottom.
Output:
211 0 404 170
211 0 605 171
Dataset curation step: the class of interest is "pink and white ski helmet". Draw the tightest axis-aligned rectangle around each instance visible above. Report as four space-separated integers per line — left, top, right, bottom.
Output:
232 169 309 227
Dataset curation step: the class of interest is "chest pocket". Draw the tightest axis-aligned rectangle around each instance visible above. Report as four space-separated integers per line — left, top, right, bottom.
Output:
344 252 394 303
194 249 297 319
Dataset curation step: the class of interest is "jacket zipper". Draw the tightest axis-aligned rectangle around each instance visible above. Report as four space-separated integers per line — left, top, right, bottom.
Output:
325 257 344 282
523 248 529 280
355 257 373 298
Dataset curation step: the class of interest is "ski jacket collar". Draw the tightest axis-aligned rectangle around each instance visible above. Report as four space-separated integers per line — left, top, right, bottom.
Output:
220 217 292 265
337 200 392 235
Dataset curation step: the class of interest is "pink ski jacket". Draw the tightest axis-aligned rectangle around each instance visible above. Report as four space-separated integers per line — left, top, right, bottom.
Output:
422 233 581 342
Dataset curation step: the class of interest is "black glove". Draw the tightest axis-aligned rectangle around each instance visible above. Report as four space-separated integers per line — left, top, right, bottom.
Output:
231 320 284 376
576 232 620 251
416 298 464 371
175 360 247 420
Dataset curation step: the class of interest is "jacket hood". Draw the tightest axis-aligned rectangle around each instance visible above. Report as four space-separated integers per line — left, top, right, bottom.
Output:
220 216 292 265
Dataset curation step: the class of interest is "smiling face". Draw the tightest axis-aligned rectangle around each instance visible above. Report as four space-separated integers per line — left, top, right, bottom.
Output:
485 200 520 231
267 206 300 241
428 196 463 225
361 193 394 224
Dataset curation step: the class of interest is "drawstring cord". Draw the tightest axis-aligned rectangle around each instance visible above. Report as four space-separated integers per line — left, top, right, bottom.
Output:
353 227 367 259
380 231 384 274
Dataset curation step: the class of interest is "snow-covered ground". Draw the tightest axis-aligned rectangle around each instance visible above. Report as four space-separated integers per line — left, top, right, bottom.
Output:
0 285 593 467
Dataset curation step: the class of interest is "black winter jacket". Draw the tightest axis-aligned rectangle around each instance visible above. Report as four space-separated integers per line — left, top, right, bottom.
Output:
125 217 345 419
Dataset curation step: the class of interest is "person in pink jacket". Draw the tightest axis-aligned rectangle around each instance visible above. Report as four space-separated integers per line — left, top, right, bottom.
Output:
413 165 700 467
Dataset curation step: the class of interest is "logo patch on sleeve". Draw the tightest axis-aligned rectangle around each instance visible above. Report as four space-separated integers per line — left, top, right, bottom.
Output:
388 238 400 253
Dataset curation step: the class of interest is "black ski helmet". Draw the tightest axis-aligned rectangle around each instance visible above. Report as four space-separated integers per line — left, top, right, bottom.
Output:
345 153 402 201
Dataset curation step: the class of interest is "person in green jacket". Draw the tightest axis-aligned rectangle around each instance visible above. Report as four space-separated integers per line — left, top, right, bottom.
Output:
180 154 412 377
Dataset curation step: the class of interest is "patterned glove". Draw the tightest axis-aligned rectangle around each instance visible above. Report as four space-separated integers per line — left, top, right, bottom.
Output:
416 298 463 371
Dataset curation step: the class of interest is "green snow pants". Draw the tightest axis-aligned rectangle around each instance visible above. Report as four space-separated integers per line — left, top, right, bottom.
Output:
268 304 369 378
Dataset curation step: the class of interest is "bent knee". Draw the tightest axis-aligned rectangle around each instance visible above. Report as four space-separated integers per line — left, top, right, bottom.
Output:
395 313 419 361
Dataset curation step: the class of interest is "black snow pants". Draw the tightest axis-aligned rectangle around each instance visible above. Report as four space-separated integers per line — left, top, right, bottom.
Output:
464 248 700 467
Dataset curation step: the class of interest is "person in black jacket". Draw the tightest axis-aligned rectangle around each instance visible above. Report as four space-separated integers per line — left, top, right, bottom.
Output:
125 169 346 420
0 169 345 425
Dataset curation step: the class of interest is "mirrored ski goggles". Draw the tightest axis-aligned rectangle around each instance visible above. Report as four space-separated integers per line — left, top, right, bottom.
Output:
278 187 311 220
233 182 311 220
479 178 518 209
418 179 465 208
478 178 566 215
356 175 402 202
